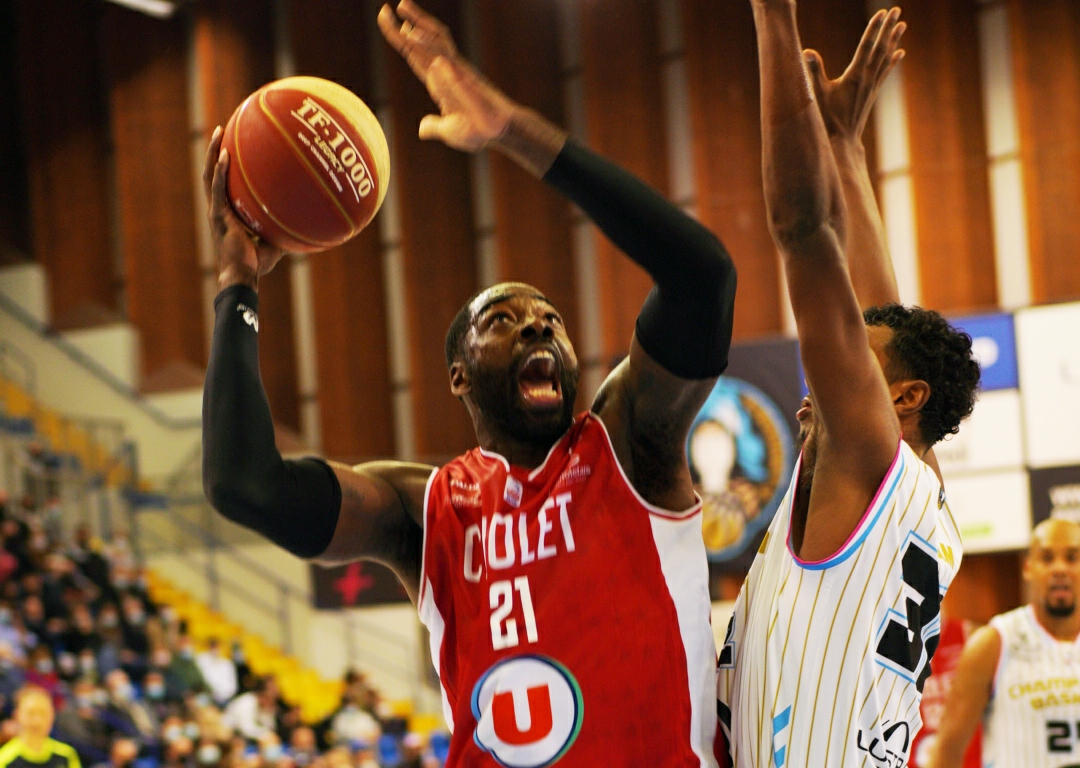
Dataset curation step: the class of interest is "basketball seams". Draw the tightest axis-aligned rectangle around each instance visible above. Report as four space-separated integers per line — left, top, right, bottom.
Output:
256 91 360 239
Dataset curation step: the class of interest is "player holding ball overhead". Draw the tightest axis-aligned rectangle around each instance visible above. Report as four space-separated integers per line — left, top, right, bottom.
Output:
201 1 736 766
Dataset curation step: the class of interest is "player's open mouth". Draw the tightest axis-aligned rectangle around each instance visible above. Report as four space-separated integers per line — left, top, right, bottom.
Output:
518 349 562 409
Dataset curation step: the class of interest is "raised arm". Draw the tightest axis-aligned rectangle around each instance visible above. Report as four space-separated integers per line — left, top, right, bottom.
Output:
200 129 431 600
380 0 736 509
754 0 900 557
926 625 999 768
804 11 906 309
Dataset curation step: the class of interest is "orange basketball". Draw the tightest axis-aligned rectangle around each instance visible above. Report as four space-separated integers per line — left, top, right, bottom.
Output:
221 76 390 253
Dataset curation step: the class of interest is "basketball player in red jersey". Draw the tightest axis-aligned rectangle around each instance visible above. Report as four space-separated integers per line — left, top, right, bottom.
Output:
201 1 736 765
716 5 981 766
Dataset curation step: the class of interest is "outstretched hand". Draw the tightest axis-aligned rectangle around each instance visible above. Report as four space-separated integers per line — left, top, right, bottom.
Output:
378 0 516 151
804 7 906 143
202 126 286 290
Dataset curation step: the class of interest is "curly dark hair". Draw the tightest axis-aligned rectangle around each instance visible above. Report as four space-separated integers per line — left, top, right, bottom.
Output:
863 303 980 446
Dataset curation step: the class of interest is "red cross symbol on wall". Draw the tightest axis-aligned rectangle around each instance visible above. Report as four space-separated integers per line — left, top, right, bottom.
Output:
333 563 375 605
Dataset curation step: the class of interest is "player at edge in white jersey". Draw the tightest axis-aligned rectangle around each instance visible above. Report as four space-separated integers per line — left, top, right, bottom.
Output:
928 518 1080 768
716 4 981 767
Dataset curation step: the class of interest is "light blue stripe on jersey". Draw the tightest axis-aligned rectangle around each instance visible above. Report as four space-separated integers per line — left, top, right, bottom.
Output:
794 446 907 571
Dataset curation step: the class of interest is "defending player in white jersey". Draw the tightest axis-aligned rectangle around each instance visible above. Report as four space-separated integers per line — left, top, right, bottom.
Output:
927 518 1080 768
716 4 981 766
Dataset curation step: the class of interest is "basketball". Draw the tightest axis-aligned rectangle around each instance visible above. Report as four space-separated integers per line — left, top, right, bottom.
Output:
221 76 390 253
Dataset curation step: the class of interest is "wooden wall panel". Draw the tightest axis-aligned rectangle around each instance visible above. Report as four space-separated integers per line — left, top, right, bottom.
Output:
194 0 300 430
0 1 29 261
941 552 1022 626
1010 0 1080 304
683 0 779 341
15 0 115 325
903 0 997 313
104 7 203 378
288 0 396 461
478 1 578 350
579 0 667 366
385 0 478 461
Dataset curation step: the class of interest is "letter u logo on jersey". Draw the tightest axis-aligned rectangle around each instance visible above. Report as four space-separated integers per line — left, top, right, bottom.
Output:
472 655 584 767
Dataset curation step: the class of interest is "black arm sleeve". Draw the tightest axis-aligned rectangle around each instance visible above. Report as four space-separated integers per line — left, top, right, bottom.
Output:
543 139 737 378
202 284 341 558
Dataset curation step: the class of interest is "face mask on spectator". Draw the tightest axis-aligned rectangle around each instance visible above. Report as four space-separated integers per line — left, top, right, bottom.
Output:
193 693 210 709
293 752 312 767
113 682 134 702
184 723 201 741
57 653 77 676
75 694 95 710
125 610 145 626
197 745 220 765
152 651 171 668
0 608 11 625
92 689 108 706
100 613 119 629
178 646 193 660
79 654 96 673
34 658 53 674
164 725 183 743
262 745 283 763
146 681 165 700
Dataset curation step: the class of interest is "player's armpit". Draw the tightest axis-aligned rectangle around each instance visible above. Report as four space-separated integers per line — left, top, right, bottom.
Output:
315 461 434 601
925 625 1000 768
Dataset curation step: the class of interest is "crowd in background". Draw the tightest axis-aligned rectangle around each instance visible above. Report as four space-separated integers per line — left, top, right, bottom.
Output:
0 448 446 768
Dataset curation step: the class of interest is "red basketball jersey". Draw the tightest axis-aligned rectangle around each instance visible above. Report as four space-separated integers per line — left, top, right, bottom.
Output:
418 413 718 767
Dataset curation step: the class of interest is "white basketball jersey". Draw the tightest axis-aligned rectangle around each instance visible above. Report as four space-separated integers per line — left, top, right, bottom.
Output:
983 605 1080 768
717 440 963 768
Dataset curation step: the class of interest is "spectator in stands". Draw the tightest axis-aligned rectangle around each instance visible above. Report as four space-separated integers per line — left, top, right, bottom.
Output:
53 680 110 766
67 528 110 596
288 727 315 768
0 644 26 717
118 596 148 659
223 678 278 744
0 686 80 768
194 640 236 707
23 648 62 707
1 519 31 580
91 738 136 768
162 640 204 700
101 670 157 745
18 597 44 647
62 605 100 659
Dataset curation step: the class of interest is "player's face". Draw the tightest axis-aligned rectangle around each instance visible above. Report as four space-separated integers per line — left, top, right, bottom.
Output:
463 286 580 443
1025 522 1080 619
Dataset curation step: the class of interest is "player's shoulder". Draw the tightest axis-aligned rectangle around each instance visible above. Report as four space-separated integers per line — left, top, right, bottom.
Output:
0 739 21 766
46 741 78 762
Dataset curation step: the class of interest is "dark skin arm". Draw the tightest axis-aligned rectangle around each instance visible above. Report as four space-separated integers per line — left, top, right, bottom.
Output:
203 129 432 602
926 626 999 768
753 0 901 560
379 0 719 512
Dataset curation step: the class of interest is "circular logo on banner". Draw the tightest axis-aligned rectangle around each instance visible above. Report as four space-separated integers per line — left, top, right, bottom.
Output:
471 655 583 767
687 377 795 560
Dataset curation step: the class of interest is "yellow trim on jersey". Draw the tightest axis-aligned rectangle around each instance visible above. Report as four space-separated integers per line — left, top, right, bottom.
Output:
0 739 80 768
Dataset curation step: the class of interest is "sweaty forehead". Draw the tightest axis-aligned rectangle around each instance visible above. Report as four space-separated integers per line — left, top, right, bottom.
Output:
469 284 555 321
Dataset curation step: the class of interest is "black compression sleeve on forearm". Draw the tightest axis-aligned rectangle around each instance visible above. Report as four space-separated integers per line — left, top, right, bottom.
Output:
202 284 341 558
543 139 736 378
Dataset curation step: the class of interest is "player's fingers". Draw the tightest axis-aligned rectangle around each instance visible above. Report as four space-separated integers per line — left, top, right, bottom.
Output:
418 113 447 142
850 8 887 73
202 126 223 200
209 148 230 229
866 9 900 77
377 4 408 52
871 18 905 86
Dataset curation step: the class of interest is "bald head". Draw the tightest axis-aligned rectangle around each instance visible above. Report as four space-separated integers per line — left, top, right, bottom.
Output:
1025 517 1080 620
